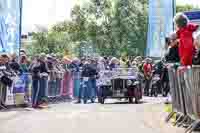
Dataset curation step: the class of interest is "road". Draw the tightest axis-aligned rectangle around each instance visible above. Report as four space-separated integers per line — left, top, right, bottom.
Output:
0 97 184 133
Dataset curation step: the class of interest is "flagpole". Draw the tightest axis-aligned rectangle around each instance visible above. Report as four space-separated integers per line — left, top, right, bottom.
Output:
19 0 23 56
173 0 176 30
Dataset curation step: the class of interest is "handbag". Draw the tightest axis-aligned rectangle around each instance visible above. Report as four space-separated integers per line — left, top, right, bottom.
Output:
1 75 13 87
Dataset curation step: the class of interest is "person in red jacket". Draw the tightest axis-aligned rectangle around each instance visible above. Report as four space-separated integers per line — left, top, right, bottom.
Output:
174 13 199 66
143 58 153 96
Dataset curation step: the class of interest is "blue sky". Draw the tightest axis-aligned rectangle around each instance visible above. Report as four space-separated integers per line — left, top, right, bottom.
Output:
22 0 200 34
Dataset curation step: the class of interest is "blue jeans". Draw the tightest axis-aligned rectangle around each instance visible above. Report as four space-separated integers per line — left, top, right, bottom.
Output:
32 79 40 105
73 79 80 98
40 77 48 98
83 80 92 102
83 78 97 102
56 78 62 96
89 78 97 99
48 80 56 97
32 77 48 105
78 79 83 100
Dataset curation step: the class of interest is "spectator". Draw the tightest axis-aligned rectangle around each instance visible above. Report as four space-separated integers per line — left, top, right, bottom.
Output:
89 58 98 102
165 33 180 63
62 57 73 98
174 13 199 66
19 55 30 102
20 55 29 73
109 57 119 70
70 58 81 98
143 58 153 96
38 54 49 103
9 53 21 74
20 49 26 56
0 54 12 109
29 57 41 108
81 59 97 104
193 31 200 65
29 55 49 108
97 57 106 72
132 61 139 71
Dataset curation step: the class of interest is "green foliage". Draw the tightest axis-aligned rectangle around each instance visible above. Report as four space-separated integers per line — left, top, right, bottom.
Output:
176 4 200 13
27 1 200 58
27 0 156 58
26 31 72 57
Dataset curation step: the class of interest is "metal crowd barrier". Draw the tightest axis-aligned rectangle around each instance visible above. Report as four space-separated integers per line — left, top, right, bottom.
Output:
166 65 200 133
185 66 200 133
48 70 74 103
165 64 182 123
4 73 32 107
0 70 77 109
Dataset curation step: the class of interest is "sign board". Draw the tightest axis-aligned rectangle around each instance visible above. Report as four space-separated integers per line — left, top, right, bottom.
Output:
146 0 174 57
184 11 200 25
0 0 21 54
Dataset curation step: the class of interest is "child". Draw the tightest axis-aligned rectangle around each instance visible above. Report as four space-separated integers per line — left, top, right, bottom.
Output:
174 13 199 66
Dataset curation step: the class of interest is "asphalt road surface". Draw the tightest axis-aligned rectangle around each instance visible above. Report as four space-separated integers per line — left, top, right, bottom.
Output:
0 97 184 133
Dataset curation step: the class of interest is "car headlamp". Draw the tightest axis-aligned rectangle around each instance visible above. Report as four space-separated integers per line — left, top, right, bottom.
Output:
127 80 132 86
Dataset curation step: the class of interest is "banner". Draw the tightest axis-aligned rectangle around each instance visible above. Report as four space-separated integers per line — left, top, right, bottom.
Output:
0 0 21 54
184 11 200 25
146 0 174 57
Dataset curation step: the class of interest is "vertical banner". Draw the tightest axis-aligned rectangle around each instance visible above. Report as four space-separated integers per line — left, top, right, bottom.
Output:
146 0 174 57
0 0 21 54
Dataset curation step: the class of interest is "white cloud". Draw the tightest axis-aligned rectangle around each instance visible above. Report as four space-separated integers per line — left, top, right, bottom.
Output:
22 0 77 33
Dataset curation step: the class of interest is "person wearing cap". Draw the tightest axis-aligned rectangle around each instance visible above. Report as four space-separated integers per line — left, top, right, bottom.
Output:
19 55 31 102
20 49 26 56
20 55 29 73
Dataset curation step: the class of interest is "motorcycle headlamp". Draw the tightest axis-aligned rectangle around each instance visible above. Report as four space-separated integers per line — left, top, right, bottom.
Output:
127 80 132 86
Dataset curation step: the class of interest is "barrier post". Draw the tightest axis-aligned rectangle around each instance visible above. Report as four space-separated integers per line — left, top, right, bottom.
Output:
165 64 180 122
185 65 200 133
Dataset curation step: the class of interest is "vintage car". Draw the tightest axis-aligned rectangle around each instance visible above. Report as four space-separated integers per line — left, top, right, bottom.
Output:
98 68 142 104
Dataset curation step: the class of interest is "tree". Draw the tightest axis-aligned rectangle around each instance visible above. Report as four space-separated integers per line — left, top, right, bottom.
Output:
112 0 148 56
28 0 149 57
176 4 200 13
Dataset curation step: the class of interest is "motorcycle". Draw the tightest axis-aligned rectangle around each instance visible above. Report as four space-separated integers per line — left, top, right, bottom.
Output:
150 72 161 97
161 64 170 97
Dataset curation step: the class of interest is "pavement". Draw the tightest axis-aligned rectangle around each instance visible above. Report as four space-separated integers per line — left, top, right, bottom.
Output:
0 97 184 133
